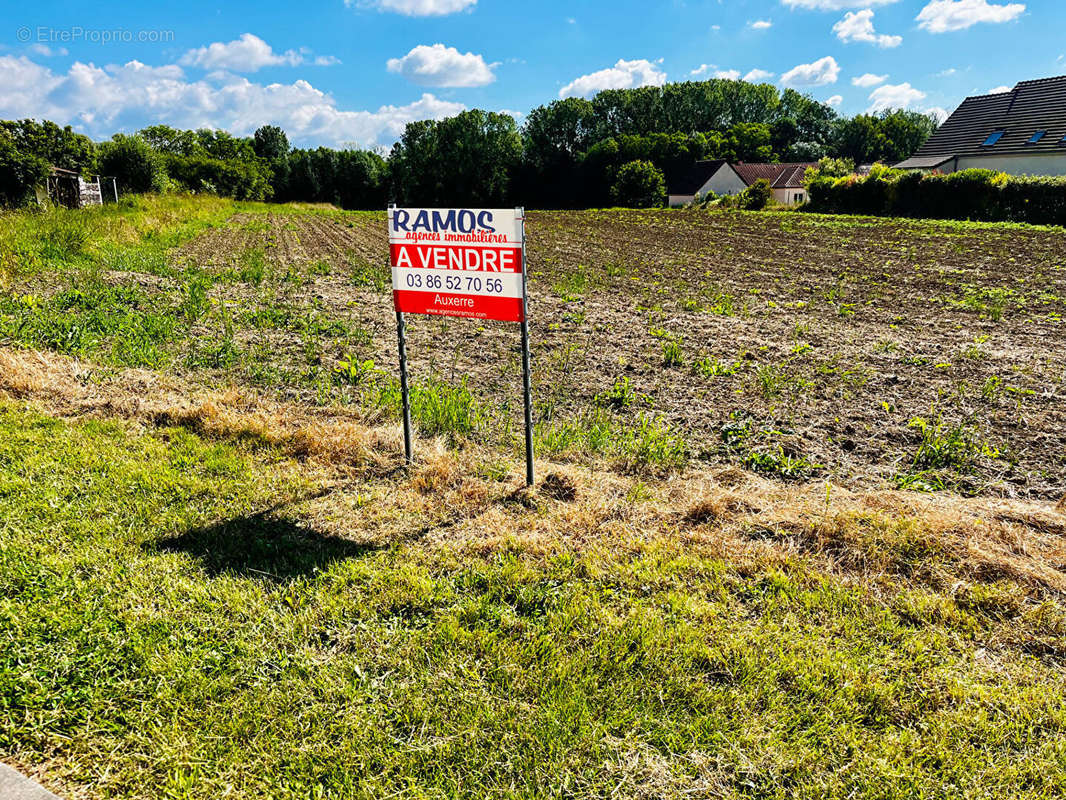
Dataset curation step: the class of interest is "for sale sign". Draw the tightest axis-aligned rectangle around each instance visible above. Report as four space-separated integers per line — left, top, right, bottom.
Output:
389 207 526 322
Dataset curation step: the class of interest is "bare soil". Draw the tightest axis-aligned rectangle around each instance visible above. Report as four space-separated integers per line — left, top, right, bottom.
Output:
170 208 1066 499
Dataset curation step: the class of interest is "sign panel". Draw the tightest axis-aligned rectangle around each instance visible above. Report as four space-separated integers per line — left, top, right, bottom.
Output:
389 207 525 322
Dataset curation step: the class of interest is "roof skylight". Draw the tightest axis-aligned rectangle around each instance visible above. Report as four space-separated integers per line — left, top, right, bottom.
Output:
1028 131 1046 144
981 130 1005 147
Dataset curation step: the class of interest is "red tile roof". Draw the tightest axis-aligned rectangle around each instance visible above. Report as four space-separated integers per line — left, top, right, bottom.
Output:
732 162 818 189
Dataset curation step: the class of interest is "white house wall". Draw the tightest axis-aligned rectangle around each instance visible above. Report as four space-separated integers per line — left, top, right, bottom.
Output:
951 153 1066 177
772 188 807 206
700 168 747 198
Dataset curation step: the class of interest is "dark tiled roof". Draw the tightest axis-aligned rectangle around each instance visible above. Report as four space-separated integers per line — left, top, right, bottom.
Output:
668 159 729 195
894 154 956 170
732 162 818 189
909 75 1066 161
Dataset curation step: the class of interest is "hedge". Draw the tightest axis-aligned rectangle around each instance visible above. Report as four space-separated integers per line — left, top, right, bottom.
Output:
164 154 273 201
806 167 1066 226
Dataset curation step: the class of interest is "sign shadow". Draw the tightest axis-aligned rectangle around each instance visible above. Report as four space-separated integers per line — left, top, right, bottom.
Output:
152 511 383 582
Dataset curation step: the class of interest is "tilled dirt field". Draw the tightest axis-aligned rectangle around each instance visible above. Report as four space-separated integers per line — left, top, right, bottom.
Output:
159 208 1064 498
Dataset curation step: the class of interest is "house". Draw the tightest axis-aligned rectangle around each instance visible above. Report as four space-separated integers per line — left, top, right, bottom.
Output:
895 75 1066 176
732 163 817 206
668 160 817 207
668 160 745 206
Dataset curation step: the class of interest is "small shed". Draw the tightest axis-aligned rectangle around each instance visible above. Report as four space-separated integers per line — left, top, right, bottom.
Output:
45 167 119 209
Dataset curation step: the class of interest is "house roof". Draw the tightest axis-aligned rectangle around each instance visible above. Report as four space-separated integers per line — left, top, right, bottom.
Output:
894 154 956 170
899 74 1066 166
732 162 818 189
668 159 730 195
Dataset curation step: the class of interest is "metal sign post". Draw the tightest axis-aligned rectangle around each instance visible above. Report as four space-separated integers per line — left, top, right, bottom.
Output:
396 310 414 466
388 205 533 486
517 208 534 487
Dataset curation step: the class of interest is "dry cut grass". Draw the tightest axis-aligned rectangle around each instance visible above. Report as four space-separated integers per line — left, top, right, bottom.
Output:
3 344 1064 600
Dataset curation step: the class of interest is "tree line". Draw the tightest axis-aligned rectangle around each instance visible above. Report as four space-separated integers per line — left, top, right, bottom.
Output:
0 78 938 210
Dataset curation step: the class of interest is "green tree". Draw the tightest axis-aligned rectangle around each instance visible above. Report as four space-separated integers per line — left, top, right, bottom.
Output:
833 111 938 164
195 129 257 162
138 125 197 156
389 110 522 206
875 110 939 163
519 98 598 207
610 160 666 208
0 131 49 206
99 134 167 194
253 125 290 163
334 149 387 209
0 119 96 174
522 98 598 168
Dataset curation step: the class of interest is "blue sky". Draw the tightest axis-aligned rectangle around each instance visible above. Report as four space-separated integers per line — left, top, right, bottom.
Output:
1 0 1061 148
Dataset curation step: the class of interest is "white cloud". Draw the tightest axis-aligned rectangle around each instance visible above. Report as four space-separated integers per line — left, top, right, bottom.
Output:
833 10 902 47
386 44 495 87
782 0 898 9
867 82 927 112
988 84 1011 93
314 55 342 67
355 0 477 15
692 64 764 81
915 0 1025 33
559 58 666 98
28 44 69 57
0 54 465 148
852 72 888 87
827 94 844 106
780 56 840 87
749 19 773 29
179 33 312 72
926 106 950 122
0 56 64 117
935 67 958 77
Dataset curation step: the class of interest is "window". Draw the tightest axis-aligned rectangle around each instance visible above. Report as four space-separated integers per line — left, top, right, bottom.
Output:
981 130 1005 147
1028 131 1047 144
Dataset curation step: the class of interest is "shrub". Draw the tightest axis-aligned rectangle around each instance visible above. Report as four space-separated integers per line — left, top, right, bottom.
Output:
99 134 167 194
0 133 49 206
807 167 1066 226
809 156 855 179
610 160 666 208
736 178 773 211
164 154 273 201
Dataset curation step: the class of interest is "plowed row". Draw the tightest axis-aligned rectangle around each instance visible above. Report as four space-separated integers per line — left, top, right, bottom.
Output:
173 208 1066 499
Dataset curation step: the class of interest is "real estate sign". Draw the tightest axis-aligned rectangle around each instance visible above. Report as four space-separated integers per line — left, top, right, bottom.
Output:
388 207 526 322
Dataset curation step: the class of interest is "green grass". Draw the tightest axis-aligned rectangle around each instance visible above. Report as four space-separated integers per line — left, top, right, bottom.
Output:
1 402 1065 798
0 194 235 284
536 409 687 472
